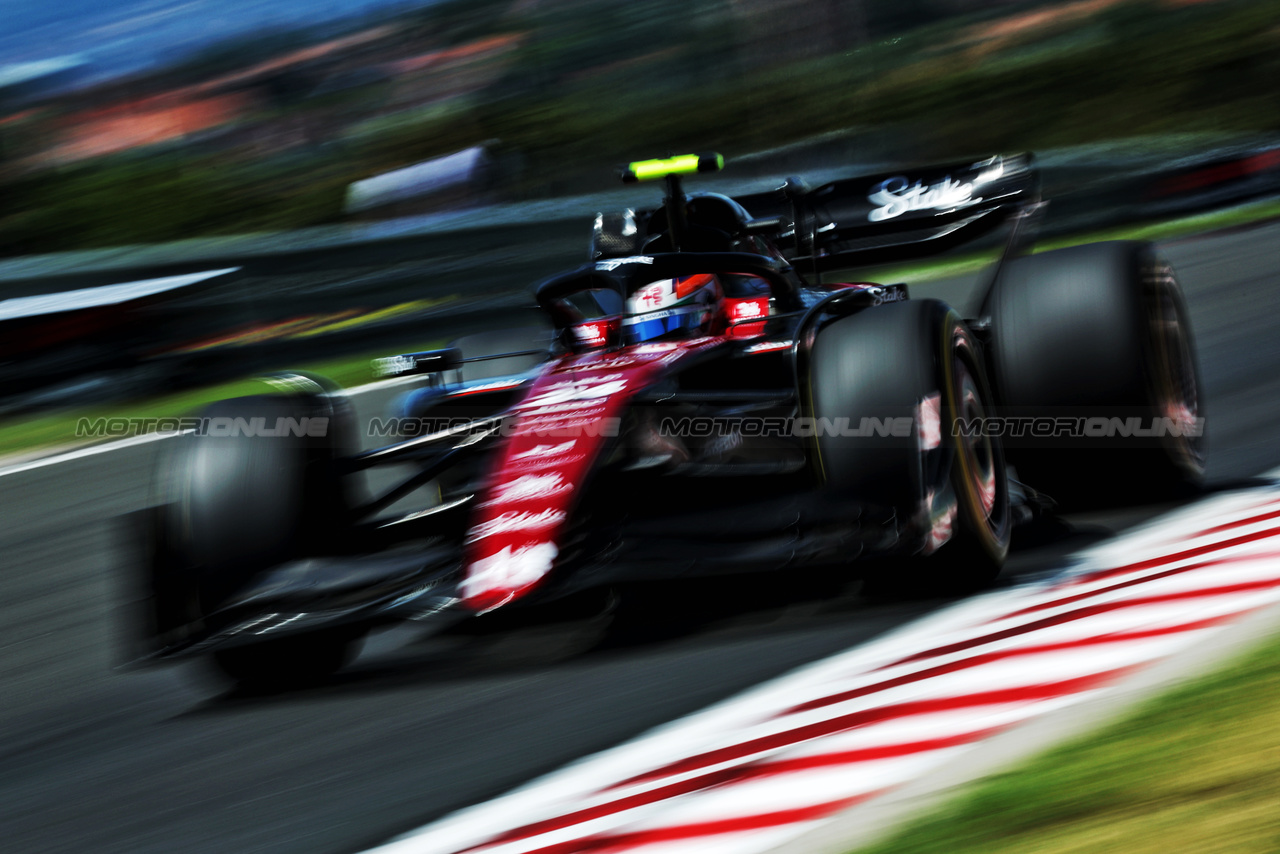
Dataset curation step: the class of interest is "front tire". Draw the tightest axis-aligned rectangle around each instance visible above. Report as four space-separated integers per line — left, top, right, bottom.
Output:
808 298 1010 591
153 391 363 686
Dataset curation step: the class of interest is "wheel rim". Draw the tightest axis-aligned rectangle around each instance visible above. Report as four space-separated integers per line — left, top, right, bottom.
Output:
956 362 998 518
1147 265 1205 476
945 325 1010 560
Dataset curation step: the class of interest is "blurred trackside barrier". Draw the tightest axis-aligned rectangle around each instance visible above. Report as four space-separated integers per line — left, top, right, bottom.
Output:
343 145 496 218
0 139 1277 413
5 136 1279 293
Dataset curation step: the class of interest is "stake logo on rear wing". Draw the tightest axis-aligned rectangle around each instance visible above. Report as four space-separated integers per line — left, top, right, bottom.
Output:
868 175 981 222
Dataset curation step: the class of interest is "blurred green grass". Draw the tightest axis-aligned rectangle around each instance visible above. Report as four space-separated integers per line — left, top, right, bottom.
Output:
861 195 1280 285
0 336 440 460
851 622 1280 854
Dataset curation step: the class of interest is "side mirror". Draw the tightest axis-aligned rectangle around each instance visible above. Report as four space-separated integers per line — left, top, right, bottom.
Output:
591 209 644 261
372 347 462 379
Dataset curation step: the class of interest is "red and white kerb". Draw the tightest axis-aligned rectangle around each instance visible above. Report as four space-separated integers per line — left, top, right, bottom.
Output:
371 480 1280 854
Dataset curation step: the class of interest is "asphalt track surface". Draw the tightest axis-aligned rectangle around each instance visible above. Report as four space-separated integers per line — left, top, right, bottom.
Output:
1 222 1278 854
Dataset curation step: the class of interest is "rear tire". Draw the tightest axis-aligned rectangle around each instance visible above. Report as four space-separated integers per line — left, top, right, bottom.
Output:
984 241 1204 504
808 299 1010 592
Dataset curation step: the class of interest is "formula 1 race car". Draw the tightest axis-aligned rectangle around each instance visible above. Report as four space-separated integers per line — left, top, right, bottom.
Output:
130 152 1204 685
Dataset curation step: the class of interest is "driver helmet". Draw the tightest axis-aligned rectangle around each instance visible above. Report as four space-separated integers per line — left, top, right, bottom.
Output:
624 273 723 343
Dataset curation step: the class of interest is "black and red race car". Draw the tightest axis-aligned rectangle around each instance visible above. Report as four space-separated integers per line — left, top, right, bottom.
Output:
132 153 1204 684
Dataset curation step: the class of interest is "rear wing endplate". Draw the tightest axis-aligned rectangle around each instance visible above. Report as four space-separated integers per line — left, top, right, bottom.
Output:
735 154 1040 270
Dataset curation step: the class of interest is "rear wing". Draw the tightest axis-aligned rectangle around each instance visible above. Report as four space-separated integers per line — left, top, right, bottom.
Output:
735 154 1040 270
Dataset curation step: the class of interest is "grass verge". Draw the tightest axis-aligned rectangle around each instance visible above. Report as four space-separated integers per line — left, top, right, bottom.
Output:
851 623 1280 854
860 196 1280 285
0 338 440 461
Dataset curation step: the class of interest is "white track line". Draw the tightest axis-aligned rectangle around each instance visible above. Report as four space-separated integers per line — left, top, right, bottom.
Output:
0 268 239 322
0 430 182 478
0 373 424 479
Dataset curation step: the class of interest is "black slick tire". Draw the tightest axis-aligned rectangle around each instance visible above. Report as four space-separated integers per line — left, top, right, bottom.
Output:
983 241 1204 505
808 298 1010 593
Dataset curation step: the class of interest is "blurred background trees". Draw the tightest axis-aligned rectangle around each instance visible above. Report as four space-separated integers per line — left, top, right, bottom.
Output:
0 0 1277 254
